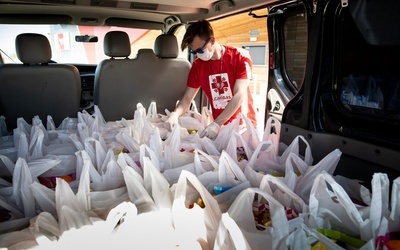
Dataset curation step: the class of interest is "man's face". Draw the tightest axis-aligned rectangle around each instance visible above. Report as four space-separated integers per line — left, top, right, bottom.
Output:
189 36 213 55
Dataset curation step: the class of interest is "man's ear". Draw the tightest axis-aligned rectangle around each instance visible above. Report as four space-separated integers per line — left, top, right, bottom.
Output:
210 37 216 45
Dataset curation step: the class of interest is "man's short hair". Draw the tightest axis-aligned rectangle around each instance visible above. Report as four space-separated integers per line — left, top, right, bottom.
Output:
181 19 214 51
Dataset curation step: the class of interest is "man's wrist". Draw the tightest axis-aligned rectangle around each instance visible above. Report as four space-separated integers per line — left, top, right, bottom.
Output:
211 121 221 128
212 120 223 127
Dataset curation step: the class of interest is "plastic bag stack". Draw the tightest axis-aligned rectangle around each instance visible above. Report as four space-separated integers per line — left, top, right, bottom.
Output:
0 102 399 250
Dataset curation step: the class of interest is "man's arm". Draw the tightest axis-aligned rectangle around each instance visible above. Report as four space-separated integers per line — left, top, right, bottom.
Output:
165 86 199 131
173 86 200 116
213 78 249 126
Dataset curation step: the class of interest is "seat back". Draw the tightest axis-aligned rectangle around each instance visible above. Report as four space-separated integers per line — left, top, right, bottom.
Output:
0 33 81 131
153 33 193 112
94 31 136 121
94 32 191 121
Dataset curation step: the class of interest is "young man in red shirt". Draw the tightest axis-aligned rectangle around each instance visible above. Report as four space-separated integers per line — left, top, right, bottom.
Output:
166 20 257 140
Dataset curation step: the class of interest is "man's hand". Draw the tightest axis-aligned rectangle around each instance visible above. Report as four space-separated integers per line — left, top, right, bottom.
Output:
199 122 220 140
165 112 179 131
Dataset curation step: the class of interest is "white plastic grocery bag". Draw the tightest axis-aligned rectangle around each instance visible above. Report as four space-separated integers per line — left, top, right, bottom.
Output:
214 115 241 152
122 165 157 214
163 124 195 169
0 154 16 177
30 211 61 243
172 170 222 249
132 102 155 145
226 187 290 250
225 132 253 171
146 101 161 123
333 175 371 207
34 155 76 178
0 226 38 249
139 144 161 172
78 109 100 137
31 182 56 215
143 156 173 211
164 148 216 186
75 150 101 183
214 212 252 250
46 115 56 131
117 152 142 176
55 178 94 234
15 130 29 160
179 115 205 132
27 126 44 161
260 174 308 214
163 162 196 185
262 116 281 154
295 149 342 203
308 171 372 241
0 136 17 174
282 152 309 190
15 117 32 138
199 151 250 213
390 176 400 232
84 136 107 172
277 219 312 250
10 157 36 218
58 117 78 131
193 148 219 174
244 140 281 188
239 112 260 151
193 133 221 156
0 216 30 236
278 135 313 166
110 202 183 249
115 129 140 153
32 116 49 140
201 106 214 129
0 116 8 136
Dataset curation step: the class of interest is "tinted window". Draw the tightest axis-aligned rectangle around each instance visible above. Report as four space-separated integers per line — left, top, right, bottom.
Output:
284 13 307 90
338 5 400 119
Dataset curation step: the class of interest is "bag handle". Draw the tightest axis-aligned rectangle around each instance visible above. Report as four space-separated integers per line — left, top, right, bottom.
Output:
219 151 247 184
310 172 364 227
295 149 342 203
260 174 307 213
278 135 313 166
263 116 281 144
146 101 158 119
248 140 276 168
228 187 290 243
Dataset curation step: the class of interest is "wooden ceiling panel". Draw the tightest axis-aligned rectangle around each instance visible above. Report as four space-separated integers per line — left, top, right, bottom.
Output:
212 8 268 41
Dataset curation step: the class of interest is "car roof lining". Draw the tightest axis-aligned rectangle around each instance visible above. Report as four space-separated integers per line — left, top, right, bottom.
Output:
0 0 272 29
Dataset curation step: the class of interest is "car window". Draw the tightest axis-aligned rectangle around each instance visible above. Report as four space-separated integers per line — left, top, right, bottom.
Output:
338 5 400 119
284 13 307 90
266 3 307 122
0 24 162 64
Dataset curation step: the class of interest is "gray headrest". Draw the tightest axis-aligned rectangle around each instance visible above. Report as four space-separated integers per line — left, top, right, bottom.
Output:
104 31 131 58
154 34 179 58
136 49 158 61
16 33 52 64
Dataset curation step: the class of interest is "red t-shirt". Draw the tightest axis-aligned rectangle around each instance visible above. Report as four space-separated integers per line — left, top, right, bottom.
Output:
187 46 257 126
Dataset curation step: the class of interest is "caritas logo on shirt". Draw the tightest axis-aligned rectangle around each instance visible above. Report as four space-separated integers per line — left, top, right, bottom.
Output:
209 72 233 109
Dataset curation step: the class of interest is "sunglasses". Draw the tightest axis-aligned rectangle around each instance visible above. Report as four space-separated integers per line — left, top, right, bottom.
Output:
188 37 211 54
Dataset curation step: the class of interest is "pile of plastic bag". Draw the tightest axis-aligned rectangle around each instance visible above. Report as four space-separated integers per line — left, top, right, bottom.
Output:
0 102 399 250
